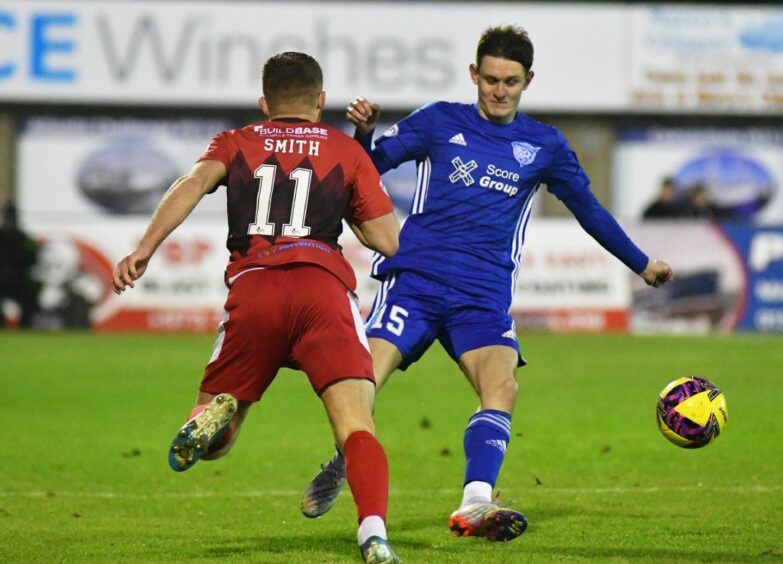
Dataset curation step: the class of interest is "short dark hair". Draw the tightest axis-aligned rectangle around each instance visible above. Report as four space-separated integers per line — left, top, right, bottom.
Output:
476 26 534 72
262 52 323 106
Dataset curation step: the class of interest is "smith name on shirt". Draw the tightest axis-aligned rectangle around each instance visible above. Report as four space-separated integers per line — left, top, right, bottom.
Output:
261 138 321 156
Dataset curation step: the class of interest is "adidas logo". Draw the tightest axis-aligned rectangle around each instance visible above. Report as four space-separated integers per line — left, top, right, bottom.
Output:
485 439 507 454
501 329 517 340
449 132 467 146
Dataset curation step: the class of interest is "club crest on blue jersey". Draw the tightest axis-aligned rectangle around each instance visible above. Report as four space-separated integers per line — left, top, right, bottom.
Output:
382 124 399 138
511 142 540 168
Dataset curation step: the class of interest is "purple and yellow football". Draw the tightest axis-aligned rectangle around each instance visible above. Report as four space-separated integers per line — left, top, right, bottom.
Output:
657 377 727 448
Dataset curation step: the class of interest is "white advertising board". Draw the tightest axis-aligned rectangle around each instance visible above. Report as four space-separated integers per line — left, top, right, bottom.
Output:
3 2 781 113
510 219 631 331
17 117 231 223
0 0 625 112
629 6 783 114
23 223 229 331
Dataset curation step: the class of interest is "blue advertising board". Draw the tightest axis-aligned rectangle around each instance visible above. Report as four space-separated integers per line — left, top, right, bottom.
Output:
720 225 783 332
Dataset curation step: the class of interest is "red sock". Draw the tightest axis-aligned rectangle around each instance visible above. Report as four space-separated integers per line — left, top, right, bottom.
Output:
344 430 389 523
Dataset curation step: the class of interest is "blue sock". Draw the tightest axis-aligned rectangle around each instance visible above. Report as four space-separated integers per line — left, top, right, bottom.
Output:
463 409 511 487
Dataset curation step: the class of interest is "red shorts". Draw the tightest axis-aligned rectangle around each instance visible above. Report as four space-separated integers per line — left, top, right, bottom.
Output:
200 265 374 402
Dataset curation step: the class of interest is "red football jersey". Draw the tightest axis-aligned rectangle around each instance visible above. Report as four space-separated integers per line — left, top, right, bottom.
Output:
198 119 393 291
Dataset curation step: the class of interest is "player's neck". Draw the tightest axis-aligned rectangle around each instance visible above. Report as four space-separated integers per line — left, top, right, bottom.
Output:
268 113 316 122
267 107 321 123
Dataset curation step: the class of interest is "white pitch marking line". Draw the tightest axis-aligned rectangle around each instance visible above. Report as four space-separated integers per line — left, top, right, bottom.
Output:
0 485 779 499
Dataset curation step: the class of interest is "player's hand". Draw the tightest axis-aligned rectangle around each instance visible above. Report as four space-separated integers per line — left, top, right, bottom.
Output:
640 259 673 288
346 97 380 136
112 249 151 294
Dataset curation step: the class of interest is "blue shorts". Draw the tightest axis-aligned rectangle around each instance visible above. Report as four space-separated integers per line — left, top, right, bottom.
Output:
366 271 525 370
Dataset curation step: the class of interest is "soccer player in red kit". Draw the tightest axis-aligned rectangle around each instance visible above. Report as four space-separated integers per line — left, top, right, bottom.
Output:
112 52 401 564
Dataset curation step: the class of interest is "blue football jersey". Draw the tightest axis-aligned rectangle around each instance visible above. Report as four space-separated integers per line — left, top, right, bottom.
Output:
366 102 647 308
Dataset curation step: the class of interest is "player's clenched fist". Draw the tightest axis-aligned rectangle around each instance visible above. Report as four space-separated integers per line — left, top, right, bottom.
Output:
112 251 149 294
640 259 673 288
346 97 380 136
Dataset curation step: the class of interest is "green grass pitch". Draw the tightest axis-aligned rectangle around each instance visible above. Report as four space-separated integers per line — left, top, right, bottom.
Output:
1 332 781 563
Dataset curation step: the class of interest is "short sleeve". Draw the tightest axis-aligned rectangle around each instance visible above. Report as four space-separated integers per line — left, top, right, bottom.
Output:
543 132 591 200
372 103 437 172
348 144 394 224
197 131 235 171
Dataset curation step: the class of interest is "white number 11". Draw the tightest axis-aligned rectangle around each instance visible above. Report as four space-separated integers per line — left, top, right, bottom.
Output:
248 164 313 237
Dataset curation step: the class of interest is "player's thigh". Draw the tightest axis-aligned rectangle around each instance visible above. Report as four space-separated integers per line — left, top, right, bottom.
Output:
458 345 519 397
288 266 375 393
200 269 291 402
319 378 376 448
368 337 403 390
440 303 523 368
365 272 445 370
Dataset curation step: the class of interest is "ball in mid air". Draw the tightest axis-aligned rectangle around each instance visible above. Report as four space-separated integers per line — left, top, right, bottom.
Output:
657 376 727 449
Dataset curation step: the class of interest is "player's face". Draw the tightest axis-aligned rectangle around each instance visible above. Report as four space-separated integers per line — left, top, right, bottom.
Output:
470 56 533 124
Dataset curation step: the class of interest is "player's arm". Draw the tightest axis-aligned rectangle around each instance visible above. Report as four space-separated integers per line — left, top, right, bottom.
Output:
560 189 673 287
346 97 381 167
348 222 370 247
347 142 400 257
112 160 226 294
346 97 433 174
349 213 399 258
546 137 672 288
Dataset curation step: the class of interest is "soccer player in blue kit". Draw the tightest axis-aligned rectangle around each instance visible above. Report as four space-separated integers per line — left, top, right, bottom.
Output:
302 26 673 541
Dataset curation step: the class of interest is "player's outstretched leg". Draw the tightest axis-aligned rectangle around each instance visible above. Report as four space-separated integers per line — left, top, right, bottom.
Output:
448 501 528 542
168 393 238 472
301 450 346 518
448 407 527 541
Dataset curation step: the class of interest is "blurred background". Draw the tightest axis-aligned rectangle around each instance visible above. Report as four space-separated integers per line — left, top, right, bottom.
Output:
2 0 782 336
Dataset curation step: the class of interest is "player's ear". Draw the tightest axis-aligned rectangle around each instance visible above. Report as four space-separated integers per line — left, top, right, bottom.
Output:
469 63 479 85
259 97 270 116
523 70 535 90
317 91 326 110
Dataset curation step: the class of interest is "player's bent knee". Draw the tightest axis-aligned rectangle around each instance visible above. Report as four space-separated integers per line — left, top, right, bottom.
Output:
499 378 519 402
480 375 519 408
505 377 520 397
334 422 375 450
